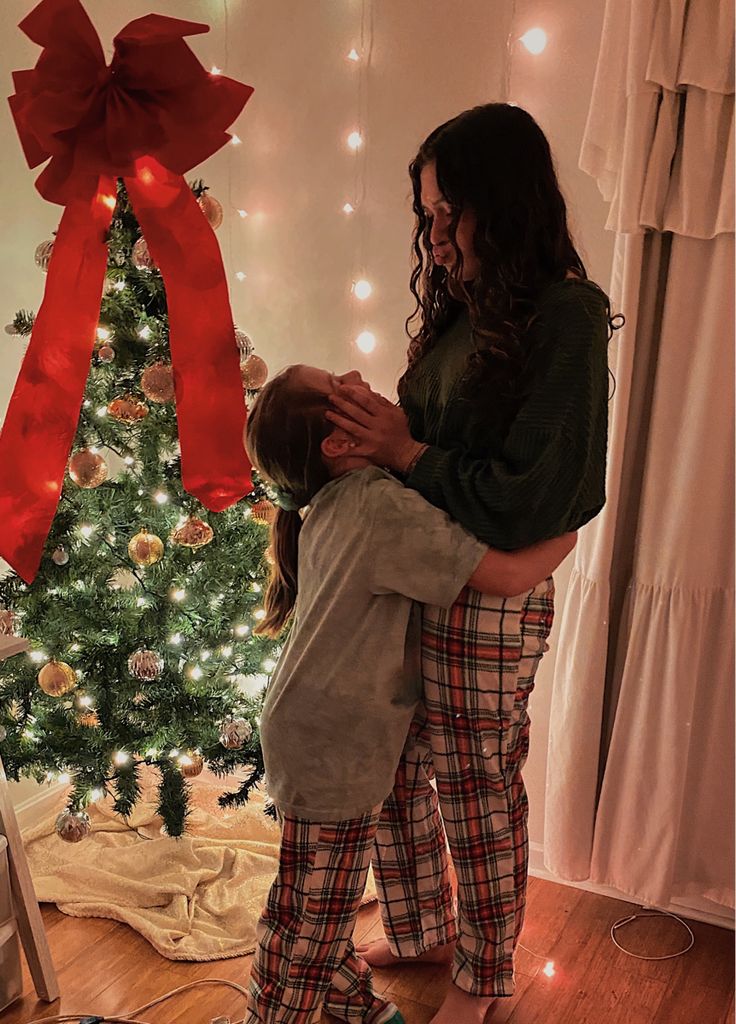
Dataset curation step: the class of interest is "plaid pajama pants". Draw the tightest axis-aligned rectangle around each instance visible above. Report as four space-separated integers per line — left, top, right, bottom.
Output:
371 577 555 998
245 808 401 1024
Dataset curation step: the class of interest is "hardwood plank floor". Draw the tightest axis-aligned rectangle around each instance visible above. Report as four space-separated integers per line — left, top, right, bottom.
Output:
5 878 733 1024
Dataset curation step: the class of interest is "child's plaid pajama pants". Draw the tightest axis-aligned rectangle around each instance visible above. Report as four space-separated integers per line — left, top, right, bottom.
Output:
245 809 401 1024
371 578 555 998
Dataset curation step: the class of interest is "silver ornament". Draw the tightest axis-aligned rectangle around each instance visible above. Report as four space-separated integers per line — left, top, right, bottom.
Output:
128 649 164 681
52 546 69 566
55 809 92 843
219 716 253 749
234 325 253 358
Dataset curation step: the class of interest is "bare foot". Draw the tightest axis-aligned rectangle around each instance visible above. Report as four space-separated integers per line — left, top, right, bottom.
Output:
429 984 497 1024
356 936 455 968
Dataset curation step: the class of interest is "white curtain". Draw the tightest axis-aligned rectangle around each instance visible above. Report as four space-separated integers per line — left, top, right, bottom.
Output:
544 0 734 911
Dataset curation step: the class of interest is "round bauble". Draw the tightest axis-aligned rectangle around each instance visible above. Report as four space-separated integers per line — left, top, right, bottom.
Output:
197 193 223 230
240 354 269 390
55 809 91 843
250 500 276 526
38 660 77 697
68 449 108 489
52 546 69 566
34 239 54 272
234 326 253 359
131 236 156 271
108 396 149 423
127 649 164 681
171 517 214 549
179 752 204 778
219 716 253 750
141 363 175 403
128 529 164 566
98 344 115 364
0 609 16 636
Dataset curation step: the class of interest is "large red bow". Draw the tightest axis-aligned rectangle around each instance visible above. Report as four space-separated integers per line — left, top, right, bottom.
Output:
1 0 254 583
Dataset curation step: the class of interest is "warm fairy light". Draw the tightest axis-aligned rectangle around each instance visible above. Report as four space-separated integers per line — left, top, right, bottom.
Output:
189 666 203 680
96 327 110 342
253 609 266 621
100 194 116 211
356 331 376 353
70 643 81 652
347 130 363 151
221 645 233 657
30 651 47 663
211 65 222 75
169 748 180 758
154 491 168 504
236 271 247 281
543 961 556 977
237 209 249 218
58 772 71 785
91 788 104 802
79 524 95 539
172 588 186 602
201 650 212 661
136 597 147 608
169 633 183 646
352 279 372 300
234 623 250 637
113 750 130 766
250 582 262 592
346 48 360 61
178 754 194 767
124 456 135 466
113 281 126 292
231 134 242 146
77 695 93 708
138 325 152 340
262 659 276 673
342 202 355 214
145 747 158 758
96 406 107 418
520 27 547 53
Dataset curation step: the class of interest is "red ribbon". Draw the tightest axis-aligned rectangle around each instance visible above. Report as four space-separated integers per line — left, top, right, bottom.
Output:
1 0 255 583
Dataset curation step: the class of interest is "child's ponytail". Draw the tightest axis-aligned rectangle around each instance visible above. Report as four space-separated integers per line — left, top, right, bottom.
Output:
254 507 302 637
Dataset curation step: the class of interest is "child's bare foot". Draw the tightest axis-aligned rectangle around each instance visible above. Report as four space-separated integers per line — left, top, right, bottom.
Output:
429 984 497 1024
356 936 455 967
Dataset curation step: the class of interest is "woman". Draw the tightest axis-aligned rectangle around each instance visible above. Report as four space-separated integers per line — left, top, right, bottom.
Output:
326 103 616 1024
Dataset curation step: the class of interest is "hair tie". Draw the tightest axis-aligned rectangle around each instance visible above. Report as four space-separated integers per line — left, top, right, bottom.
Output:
272 487 301 512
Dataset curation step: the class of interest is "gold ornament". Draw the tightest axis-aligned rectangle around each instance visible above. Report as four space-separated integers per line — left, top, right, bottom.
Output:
141 363 175 403
55 809 91 843
108 396 149 423
127 649 164 680
0 609 15 635
219 716 253 749
34 239 54 272
240 354 269 390
68 449 108 489
131 236 156 271
78 710 100 728
98 344 115 363
128 529 164 566
38 660 77 697
179 752 205 778
171 517 214 549
251 500 276 526
197 193 223 230
234 326 253 358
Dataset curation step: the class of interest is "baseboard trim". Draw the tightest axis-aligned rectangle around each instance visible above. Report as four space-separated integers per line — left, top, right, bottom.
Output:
528 841 734 931
13 782 64 834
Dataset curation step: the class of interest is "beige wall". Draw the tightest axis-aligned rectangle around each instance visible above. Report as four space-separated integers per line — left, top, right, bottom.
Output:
0 0 613 841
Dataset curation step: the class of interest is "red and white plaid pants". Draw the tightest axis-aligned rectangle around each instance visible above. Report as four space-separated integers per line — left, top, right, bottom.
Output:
371 578 555 997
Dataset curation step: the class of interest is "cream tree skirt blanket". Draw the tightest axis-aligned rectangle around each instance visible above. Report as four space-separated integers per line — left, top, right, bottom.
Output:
22 767 377 961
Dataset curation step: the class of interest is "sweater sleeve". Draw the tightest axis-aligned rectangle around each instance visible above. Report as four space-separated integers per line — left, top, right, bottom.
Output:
405 289 609 549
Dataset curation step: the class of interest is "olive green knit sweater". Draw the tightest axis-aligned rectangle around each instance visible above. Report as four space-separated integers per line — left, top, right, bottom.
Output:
402 279 610 550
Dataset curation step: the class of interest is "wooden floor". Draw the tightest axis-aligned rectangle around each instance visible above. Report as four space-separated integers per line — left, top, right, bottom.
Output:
6 877 734 1024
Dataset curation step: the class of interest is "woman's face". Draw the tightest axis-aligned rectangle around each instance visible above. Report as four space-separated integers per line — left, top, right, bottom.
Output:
420 161 480 281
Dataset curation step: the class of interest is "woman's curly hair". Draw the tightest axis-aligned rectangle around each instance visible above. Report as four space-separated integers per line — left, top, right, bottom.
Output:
398 103 619 432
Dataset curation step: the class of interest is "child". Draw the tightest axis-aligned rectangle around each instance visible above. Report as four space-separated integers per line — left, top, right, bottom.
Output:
243 364 575 1024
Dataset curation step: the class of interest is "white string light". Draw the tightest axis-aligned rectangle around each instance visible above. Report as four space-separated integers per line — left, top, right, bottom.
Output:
520 27 548 54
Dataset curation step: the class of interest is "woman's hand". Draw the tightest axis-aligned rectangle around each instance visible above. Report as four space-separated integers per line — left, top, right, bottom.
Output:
325 384 423 472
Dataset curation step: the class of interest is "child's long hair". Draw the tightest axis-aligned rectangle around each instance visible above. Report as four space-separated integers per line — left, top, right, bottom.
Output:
244 365 331 637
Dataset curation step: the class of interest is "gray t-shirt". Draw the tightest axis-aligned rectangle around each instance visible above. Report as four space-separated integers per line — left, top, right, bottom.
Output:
260 466 486 821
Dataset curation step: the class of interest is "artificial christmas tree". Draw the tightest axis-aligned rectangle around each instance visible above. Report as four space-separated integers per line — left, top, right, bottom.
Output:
0 178 281 839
